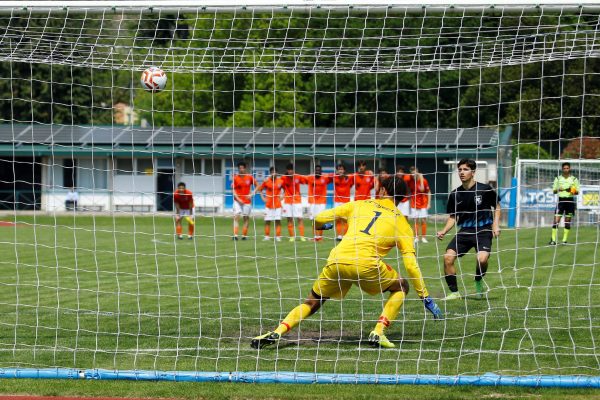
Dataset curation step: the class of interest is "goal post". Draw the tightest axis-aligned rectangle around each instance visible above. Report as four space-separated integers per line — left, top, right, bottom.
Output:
515 159 600 228
1 1 600 389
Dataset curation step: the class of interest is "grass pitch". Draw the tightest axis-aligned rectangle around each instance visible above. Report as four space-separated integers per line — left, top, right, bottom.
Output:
0 215 599 380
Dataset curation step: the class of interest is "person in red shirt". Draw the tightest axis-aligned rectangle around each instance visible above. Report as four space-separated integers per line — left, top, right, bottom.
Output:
232 162 257 240
255 167 284 242
409 166 431 243
305 165 332 241
354 160 374 201
281 163 307 242
332 163 354 240
173 182 195 240
374 168 391 199
395 165 412 219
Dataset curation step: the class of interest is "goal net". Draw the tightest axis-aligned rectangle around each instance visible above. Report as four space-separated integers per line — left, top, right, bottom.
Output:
1 2 600 387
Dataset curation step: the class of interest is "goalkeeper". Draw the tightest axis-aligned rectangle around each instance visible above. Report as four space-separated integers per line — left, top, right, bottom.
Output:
174 182 195 240
251 176 442 350
549 162 580 245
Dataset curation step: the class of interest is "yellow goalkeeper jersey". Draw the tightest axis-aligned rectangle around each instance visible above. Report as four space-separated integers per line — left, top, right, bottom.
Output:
315 198 415 267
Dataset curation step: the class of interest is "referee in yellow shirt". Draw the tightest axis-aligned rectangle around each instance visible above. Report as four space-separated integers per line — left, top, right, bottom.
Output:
550 162 580 245
251 176 441 350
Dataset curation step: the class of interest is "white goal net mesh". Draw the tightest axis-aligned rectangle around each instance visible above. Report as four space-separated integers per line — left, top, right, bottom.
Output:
0 4 599 383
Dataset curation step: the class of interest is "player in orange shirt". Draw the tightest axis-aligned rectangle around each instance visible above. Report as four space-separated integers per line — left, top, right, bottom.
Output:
409 167 432 243
305 165 332 241
173 182 195 240
332 163 354 240
232 162 257 240
395 165 412 219
374 168 391 199
354 160 374 201
255 167 284 241
281 163 307 242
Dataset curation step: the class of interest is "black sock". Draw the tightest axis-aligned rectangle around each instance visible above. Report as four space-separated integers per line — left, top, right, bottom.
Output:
445 274 458 292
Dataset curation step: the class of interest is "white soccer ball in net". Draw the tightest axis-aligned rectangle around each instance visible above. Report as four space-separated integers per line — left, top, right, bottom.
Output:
140 67 167 92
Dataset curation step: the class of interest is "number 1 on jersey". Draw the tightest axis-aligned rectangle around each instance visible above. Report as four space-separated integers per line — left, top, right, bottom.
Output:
360 211 382 235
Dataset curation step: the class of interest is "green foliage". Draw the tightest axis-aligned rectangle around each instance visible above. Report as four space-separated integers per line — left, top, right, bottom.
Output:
561 136 600 159
512 142 553 164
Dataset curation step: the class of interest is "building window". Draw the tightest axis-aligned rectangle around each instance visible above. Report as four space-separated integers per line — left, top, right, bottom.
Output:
183 158 200 175
115 158 134 175
78 159 107 190
204 158 222 176
63 158 76 188
137 158 154 175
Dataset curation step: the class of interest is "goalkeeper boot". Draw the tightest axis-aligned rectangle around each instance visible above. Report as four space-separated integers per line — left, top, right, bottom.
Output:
368 331 395 349
250 331 280 349
442 291 461 301
548 240 557 245
423 296 443 319
474 280 484 300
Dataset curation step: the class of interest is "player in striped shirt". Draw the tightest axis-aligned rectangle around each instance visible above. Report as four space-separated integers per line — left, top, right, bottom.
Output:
550 162 580 245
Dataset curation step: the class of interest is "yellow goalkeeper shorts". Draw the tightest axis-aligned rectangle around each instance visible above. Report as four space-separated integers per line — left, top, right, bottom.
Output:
312 261 399 299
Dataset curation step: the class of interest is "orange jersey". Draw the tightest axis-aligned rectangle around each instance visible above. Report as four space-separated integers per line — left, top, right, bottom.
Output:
232 174 256 204
306 175 332 204
333 174 354 203
281 174 306 204
257 177 284 209
173 189 194 210
353 171 374 200
409 176 430 209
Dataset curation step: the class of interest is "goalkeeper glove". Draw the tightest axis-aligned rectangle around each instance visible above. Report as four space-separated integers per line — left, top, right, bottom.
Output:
423 296 443 320
320 223 334 230
570 186 578 195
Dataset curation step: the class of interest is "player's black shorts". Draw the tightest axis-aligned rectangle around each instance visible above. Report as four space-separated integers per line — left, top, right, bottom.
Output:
555 200 576 216
447 227 493 257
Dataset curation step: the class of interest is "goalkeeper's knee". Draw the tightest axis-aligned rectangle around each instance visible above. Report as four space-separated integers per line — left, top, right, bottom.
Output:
400 278 409 294
552 223 558 229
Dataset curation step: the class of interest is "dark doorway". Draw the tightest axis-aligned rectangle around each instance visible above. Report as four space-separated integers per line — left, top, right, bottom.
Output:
156 168 174 211
0 157 42 210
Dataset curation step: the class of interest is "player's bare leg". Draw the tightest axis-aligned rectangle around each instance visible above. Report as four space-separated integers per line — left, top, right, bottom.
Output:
233 214 240 240
443 250 460 300
474 251 490 300
242 215 250 240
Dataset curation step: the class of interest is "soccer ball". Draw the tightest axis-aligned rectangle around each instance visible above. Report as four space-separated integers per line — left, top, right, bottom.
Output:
140 67 167 92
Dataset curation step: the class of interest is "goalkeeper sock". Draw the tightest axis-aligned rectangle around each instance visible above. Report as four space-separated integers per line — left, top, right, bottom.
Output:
299 223 305 237
264 224 271 237
373 290 405 335
445 274 458 292
551 227 557 241
562 228 570 242
274 303 312 335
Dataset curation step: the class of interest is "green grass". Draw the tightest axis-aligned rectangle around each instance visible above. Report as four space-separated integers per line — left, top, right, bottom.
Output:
0 215 599 383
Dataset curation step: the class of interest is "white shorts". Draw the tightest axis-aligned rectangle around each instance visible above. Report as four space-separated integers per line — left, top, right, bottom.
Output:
397 201 411 217
178 209 193 217
233 201 252 216
282 203 303 218
310 204 327 220
334 201 348 208
411 208 428 219
264 208 282 221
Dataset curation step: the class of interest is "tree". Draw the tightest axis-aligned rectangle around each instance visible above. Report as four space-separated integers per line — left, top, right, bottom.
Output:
561 137 600 159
